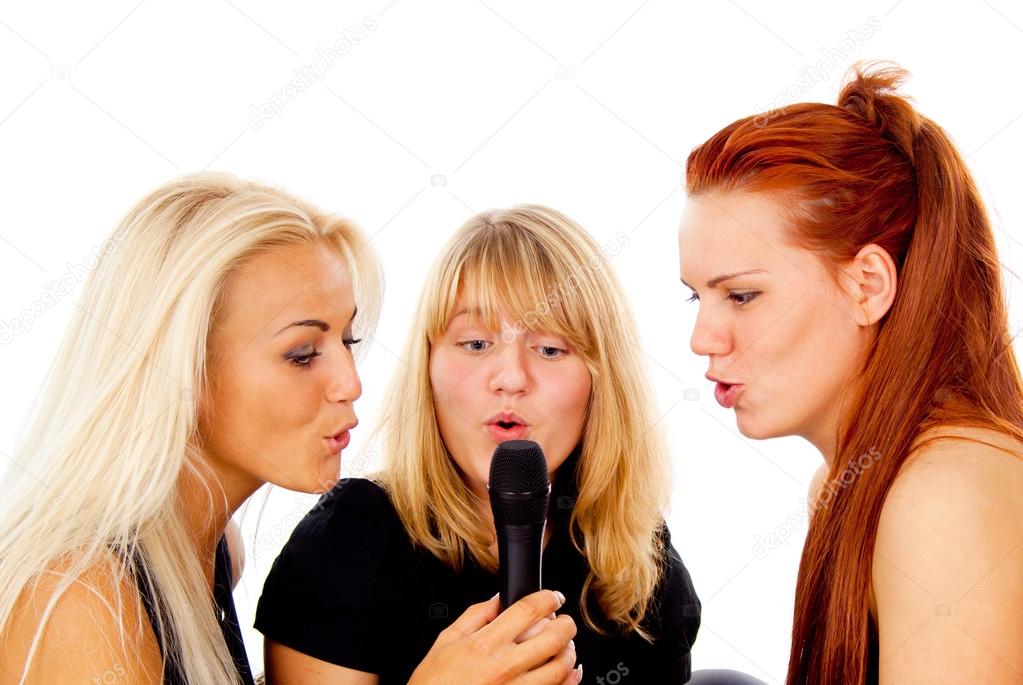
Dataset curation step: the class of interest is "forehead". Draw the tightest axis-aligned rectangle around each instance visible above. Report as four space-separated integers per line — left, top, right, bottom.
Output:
678 192 799 281
219 242 354 333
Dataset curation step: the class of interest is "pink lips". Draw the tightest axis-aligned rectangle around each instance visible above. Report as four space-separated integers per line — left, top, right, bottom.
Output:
713 382 744 409
486 423 531 442
325 430 351 454
485 411 531 443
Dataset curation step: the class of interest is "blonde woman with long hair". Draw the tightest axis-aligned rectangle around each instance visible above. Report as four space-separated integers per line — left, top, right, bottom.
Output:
257 206 702 683
0 174 578 685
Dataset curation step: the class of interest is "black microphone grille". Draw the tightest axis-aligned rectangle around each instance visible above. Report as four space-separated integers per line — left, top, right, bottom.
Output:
489 440 550 494
488 440 551 527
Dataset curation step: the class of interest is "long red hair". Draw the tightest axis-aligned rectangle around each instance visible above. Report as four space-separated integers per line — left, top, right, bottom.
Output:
685 60 1023 683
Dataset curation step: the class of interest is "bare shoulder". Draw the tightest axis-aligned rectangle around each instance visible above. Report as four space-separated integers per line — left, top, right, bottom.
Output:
0 553 163 685
872 425 1023 682
807 460 830 509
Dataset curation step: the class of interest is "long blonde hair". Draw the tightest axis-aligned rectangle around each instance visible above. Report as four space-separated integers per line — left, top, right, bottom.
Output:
0 172 381 683
375 205 671 639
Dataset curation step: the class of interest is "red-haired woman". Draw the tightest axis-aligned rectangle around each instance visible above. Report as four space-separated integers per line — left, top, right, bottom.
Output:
680 61 1023 684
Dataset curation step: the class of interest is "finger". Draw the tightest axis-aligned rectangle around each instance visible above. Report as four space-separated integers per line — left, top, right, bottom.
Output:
480 590 565 644
516 645 580 685
515 617 553 644
509 614 577 672
434 594 500 648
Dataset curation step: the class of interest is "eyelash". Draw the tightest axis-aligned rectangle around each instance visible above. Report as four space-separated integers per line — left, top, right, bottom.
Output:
686 291 760 306
289 338 362 369
457 340 567 359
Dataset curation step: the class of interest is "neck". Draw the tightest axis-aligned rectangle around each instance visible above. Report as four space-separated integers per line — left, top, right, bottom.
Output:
179 459 262 591
801 385 861 469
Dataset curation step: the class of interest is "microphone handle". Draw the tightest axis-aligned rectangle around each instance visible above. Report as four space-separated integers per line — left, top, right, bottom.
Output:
497 522 546 611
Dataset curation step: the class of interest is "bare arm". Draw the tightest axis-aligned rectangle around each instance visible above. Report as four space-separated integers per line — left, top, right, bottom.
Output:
873 437 1023 683
0 558 163 685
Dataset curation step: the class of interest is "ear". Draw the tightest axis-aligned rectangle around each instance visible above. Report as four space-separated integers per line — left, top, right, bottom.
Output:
838 244 897 327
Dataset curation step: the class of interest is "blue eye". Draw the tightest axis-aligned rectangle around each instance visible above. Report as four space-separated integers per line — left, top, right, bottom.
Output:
537 345 566 359
459 340 492 353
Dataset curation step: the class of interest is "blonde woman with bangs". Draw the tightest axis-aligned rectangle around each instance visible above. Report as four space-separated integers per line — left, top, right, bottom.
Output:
257 206 702 683
0 175 578 685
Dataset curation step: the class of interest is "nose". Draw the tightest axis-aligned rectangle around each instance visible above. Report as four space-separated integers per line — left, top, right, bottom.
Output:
690 307 733 358
326 345 362 404
488 340 529 396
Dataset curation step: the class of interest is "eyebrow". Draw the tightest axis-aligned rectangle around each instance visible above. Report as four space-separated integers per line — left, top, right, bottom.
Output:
273 305 358 337
680 269 768 290
449 307 485 323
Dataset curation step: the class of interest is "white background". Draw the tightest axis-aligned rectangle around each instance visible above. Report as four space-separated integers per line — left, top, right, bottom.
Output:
2 2 1022 681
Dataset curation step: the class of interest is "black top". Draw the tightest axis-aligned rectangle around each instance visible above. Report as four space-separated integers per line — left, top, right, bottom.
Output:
256 455 702 684
866 618 879 684
134 534 255 685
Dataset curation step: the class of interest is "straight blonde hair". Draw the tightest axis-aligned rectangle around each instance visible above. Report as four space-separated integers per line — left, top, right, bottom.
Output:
376 205 671 639
0 172 381 683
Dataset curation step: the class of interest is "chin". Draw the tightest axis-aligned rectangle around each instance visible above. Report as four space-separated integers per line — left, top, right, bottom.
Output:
734 411 780 441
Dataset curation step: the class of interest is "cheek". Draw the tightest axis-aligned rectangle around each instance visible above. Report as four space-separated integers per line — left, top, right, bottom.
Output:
537 361 592 439
428 350 477 438
432 347 496 406
754 297 861 412
213 359 314 457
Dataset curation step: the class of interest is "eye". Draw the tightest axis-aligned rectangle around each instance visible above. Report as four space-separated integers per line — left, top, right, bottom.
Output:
343 337 363 350
536 345 567 360
686 291 699 303
458 340 492 353
729 291 760 306
289 349 322 369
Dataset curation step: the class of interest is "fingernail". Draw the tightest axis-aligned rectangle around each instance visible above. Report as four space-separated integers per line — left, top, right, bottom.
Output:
555 590 566 607
576 664 584 682
569 639 575 651
491 592 499 600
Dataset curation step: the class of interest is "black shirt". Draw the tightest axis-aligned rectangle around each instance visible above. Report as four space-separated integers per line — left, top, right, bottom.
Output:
256 466 701 684
134 534 255 685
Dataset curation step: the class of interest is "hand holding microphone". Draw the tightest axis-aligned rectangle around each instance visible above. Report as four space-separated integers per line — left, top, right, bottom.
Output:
409 440 581 684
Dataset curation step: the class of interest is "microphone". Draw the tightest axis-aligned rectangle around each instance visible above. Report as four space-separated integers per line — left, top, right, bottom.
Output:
488 439 552 611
